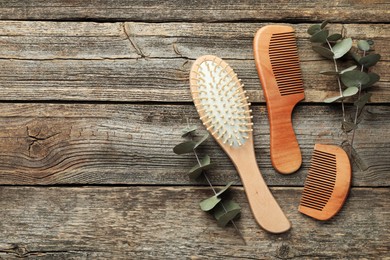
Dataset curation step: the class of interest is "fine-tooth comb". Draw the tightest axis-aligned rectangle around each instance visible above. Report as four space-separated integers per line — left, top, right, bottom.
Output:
299 144 351 220
190 55 291 233
253 25 305 174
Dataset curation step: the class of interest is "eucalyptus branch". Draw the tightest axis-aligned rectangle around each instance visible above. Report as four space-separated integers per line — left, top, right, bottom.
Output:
307 20 381 166
173 123 244 242
326 39 346 121
349 50 366 156
191 142 245 243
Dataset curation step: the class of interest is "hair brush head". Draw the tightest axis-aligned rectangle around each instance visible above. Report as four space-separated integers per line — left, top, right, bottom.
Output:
190 55 253 148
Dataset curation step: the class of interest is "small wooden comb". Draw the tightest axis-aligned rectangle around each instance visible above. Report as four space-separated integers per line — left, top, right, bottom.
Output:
253 25 305 174
299 144 352 220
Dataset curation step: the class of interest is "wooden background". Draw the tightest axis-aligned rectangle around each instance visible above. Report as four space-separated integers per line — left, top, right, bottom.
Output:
0 1 389 259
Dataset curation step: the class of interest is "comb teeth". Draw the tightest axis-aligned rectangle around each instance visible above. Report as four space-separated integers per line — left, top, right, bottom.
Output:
300 150 336 211
269 31 304 96
190 56 252 148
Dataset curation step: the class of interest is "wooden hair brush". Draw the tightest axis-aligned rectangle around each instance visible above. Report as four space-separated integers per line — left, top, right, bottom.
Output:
253 25 305 174
190 55 291 233
299 144 352 220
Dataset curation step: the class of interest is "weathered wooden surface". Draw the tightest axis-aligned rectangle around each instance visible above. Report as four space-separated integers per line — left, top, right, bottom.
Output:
0 103 387 186
0 2 389 259
0 187 388 259
0 22 388 102
0 1 389 22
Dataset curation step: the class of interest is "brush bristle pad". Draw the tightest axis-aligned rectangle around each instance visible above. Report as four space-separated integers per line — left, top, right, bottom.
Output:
190 55 253 148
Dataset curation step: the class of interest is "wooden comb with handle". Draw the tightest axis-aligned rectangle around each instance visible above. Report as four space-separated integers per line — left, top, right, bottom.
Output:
190 55 291 233
299 144 352 220
253 25 305 174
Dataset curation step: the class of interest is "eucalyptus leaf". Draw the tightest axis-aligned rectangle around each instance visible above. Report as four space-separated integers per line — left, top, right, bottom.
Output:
351 52 362 63
340 65 357 74
215 181 234 197
340 70 370 88
307 24 321 35
213 200 241 227
188 155 213 180
354 92 372 109
357 40 370 51
332 38 352 59
324 95 342 103
342 121 358 132
173 141 196 154
320 70 339 75
327 33 342 42
359 53 381 68
194 133 209 149
320 20 329 29
310 29 329 43
199 195 221 212
366 39 374 45
312 45 334 59
342 87 359 97
350 146 369 171
181 126 198 138
361 72 380 89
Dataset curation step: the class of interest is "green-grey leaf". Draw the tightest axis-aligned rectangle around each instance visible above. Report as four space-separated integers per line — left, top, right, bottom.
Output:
357 40 370 51
214 200 241 227
350 146 369 171
215 181 234 197
351 52 361 63
324 95 342 103
340 65 357 74
340 70 370 88
342 87 359 97
320 70 339 75
173 141 196 154
361 72 380 89
312 45 334 59
188 155 213 180
359 53 381 68
354 92 372 109
320 20 329 29
307 24 321 35
181 126 198 138
310 29 329 43
194 133 209 149
332 38 352 59
342 121 358 132
199 195 221 212
327 33 342 42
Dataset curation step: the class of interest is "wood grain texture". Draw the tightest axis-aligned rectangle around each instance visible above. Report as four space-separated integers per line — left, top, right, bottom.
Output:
0 21 388 102
0 0 389 22
0 186 388 259
0 103 387 186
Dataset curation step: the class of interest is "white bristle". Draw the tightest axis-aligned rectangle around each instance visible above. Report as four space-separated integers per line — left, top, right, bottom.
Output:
190 56 253 148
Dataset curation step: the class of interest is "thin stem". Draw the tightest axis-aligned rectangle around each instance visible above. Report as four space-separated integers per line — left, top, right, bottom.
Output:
191 135 245 243
326 39 346 122
350 50 366 157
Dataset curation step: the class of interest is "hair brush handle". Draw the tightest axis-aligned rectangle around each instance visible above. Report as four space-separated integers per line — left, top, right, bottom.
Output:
228 141 291 233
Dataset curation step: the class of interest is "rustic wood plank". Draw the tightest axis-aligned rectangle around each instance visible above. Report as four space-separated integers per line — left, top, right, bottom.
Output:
0 1 389 22
0 22 388 102
0 186 388 259
0 103 387 186
1 58 387 103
